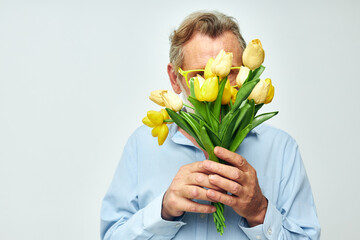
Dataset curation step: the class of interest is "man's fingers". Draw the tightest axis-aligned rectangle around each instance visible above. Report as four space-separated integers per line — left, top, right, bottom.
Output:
190 172 222 191
181 185 216 202
214 146 249 171
208 174 243 196
202 160 245 183
206 189 237 207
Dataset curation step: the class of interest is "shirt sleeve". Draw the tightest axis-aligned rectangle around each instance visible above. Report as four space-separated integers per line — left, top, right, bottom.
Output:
100 132 186 240
238 137 321 240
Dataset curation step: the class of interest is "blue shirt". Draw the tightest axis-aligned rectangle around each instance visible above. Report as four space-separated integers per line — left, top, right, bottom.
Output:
100 123 320 239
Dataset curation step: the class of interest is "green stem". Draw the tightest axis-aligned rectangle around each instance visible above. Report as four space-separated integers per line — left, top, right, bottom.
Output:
183 103 195 110
164 119 174 123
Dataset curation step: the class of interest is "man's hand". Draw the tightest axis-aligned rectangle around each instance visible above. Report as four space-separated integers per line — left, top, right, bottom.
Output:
161 161 219 220
203 146 268 227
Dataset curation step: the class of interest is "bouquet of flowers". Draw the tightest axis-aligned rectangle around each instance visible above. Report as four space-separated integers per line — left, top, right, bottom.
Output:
142 39 278 235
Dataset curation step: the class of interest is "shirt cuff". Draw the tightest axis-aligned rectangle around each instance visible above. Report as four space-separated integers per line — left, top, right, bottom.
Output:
143 193 186 237
238 200 282 240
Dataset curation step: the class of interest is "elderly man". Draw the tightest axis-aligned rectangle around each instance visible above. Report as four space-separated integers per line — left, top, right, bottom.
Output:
101 11 320 239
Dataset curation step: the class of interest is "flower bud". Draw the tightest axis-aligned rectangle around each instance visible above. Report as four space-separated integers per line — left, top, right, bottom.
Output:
230 86 238 104
149 90 166 107
264 78 275 104
248 79 270 104
204 57 216 79
142 116 155 127
221 79 232 105
158 123 169 145
194 75 219 102
236 66 250 87
242 39 265 70
194 75 206 102
161 90 183 112
211 49 233 78
147 110 164 126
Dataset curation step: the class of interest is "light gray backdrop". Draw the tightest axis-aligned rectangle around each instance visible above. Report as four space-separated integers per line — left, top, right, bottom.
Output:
1 0 359 239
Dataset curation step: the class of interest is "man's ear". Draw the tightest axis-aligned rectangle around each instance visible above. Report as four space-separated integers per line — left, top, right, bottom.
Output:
167 63 182 94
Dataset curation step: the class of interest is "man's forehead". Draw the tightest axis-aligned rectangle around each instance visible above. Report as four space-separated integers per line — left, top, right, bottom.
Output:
182 32 242 69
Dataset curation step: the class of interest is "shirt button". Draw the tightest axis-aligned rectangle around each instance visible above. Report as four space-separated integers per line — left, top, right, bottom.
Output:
256 235 261 239
175 223 182 228
267 227 272 235
200 213 206 219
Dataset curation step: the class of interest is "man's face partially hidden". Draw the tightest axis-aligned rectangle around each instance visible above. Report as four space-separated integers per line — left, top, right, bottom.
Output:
178 31 243 97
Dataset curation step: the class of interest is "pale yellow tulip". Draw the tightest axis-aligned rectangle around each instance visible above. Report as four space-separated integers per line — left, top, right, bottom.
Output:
236 66 250 87
211 49 233 78
242 39 265 70
161 90 183 112
149 90 166 107
248 78 270 104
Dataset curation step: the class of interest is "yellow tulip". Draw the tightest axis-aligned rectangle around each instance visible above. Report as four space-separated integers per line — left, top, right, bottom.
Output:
194 75 218 102
248 78 271 104
264 79 275 104
242 39 265 70
230 86 238 104
157 123 169 145
211 49 233 78
204 57 216 79
235 66 250 87
149 90 166 107
221 79 231 105
147 110 164 126
160 109 170 121
161 90 183 112
194 75 206 101
142 116 156 128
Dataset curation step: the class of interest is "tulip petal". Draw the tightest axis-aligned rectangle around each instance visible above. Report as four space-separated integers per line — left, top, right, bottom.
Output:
157 124 169 145
149 90 166 107
204 58 216 79
161 90 183 112
201 77 218 102
242 39 265 70
142 116 155 127
147 110 164 126
194 75 205 102
248 79 270 104
221 79 231 105
152 125 161 137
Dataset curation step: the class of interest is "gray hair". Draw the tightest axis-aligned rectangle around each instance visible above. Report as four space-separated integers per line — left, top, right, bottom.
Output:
169 11 246 75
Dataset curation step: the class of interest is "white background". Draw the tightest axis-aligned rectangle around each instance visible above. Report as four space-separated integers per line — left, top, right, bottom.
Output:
1 0 359 239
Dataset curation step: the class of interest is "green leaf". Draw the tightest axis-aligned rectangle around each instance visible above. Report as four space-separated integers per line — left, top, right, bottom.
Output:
213 77 228 120
251 65 265 81
232 101 251 135
220 108 242 149
166 109 200 143
238 100 255 131
232 79 259 111
198 124 219 163
254 103 264 116
229 124 252 152
251 111 279 129
188 96 209 123
243 65 265 85
203 122 222 147
179 111 206 150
